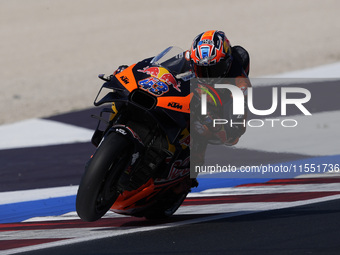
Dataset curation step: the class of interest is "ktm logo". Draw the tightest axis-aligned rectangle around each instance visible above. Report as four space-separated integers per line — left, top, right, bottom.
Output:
120 75 129 84
168 102 183 109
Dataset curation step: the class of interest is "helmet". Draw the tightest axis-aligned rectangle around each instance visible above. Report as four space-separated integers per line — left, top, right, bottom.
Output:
190 30 232 83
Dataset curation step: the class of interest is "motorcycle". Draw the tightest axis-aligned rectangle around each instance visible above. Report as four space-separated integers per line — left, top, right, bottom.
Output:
76 46 197 222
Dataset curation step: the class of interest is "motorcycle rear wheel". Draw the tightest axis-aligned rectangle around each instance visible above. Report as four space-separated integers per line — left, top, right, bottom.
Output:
76 132 133 222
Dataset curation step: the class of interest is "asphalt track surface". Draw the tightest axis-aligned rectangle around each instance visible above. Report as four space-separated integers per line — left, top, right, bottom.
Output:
1 78 340 254
16 199 340 255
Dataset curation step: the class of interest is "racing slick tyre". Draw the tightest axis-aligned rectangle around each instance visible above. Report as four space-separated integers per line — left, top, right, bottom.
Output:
76 132 133 222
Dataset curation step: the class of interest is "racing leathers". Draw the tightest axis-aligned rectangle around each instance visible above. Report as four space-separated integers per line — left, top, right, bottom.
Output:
191 45 251 165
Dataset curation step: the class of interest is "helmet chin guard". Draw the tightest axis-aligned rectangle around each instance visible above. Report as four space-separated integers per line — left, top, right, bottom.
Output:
190 30 232 83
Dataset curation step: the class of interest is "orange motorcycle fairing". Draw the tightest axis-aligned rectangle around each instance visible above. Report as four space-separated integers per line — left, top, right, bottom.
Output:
156 94 190 114
115 64 138 92
110 174 189 215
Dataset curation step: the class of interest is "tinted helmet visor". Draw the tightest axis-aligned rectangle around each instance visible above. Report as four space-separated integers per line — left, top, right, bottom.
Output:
194 58 230 79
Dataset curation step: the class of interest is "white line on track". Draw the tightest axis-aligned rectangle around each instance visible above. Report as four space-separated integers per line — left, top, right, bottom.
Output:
0 118 92 150
1 176 339 206
3 194 340 255
0 186 78 205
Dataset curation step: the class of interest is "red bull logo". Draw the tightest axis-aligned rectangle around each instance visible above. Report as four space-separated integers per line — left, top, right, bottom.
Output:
138 66 181 92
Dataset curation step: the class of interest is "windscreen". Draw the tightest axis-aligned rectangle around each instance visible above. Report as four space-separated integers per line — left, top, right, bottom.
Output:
150 46 188 75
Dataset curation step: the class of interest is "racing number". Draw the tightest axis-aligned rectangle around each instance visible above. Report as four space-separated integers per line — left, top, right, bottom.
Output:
139 77 169 96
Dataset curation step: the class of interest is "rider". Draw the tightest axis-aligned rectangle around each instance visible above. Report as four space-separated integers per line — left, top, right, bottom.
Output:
112 30 251 168
189 30 251 165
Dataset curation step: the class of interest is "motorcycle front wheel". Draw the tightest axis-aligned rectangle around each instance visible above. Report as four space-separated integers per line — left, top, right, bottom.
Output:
76 132 133 222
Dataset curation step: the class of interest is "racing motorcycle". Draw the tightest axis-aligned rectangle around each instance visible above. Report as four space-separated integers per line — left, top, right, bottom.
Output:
76 46 196 222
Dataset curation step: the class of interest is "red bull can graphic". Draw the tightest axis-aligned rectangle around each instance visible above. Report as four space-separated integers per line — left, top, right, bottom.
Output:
138 66 181 94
